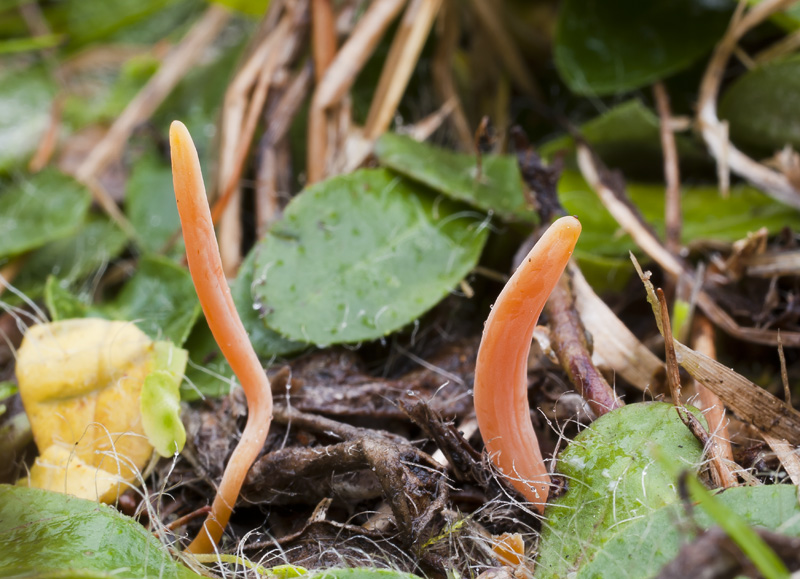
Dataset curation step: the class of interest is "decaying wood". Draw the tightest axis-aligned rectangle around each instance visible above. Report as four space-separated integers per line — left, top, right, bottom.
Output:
245 404 448 548
545 273 622 416
742 249 800 278
569 262 664 391
762 434 800 486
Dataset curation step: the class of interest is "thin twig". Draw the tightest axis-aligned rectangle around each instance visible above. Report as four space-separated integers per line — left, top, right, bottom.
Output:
28 95 63 173
546 272 622 416
657 288 682 403
307 0 406 183
311 0 337 82
697 0 800 209
467 0 542 99
691 314 736 488
576 142 800 347
432 0 473 149
363 0 444 140
75 4 229 183
653 82 681 256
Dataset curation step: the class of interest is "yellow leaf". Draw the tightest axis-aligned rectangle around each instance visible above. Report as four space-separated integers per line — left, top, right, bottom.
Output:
16 319 160 501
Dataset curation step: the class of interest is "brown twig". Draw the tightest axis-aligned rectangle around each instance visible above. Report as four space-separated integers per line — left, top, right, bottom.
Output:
467 0 541 99
363 0 444 140
546 272 622 416
432 0 473 149
656 288 682 402
307 0 405 183
697 0 800 208
569 262 664 391
311 0 337 83
576 142 800 347
28 96 63 173
633 255 800 446
75 5 229 216
691 314 736 488
653 82 681 256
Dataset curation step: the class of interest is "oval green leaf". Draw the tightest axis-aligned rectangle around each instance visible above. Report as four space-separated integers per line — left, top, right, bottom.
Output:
575 484 800 579
554 0 731 95
252 169 489 346
0 169 92 259
535 402 705 579
720 55 800 153
0 485 201 579
375 132 536 222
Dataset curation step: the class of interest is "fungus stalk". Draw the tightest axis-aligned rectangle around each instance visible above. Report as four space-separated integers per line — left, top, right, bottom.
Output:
170 121 273 554
474 216 581 514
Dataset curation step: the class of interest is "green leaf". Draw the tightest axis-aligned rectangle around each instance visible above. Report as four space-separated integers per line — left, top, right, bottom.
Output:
554 0 731 95
0 485 202 578
0 65 57 173
211 0 270 16
12 217 127 303
126 151 183 255
181 321 234 401
45 275 89 320
252 169 489 346
63 54 159 130
539 99 711 179
0 34 63 55
0 169 92 259
575 485 800 579
46 255 201 346
95 255 201 345
64 0 179 47
534 402 705 579
141 342 188 457
559 169 799 258
684 476 790 579
375 132 536 222
720 55 800 153
232 247 308 358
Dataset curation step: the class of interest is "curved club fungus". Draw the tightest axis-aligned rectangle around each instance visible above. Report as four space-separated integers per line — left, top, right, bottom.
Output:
474 216 581 514
170 121 273 554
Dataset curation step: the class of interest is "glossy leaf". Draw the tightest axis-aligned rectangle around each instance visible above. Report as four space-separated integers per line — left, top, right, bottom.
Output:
0 485 201 579
720 55 800 153
0 65 56 173
554 0 731 95
0 169 92 259
252 169 489 346
375 132 536 222
534 402 705 579
575 485 800 579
